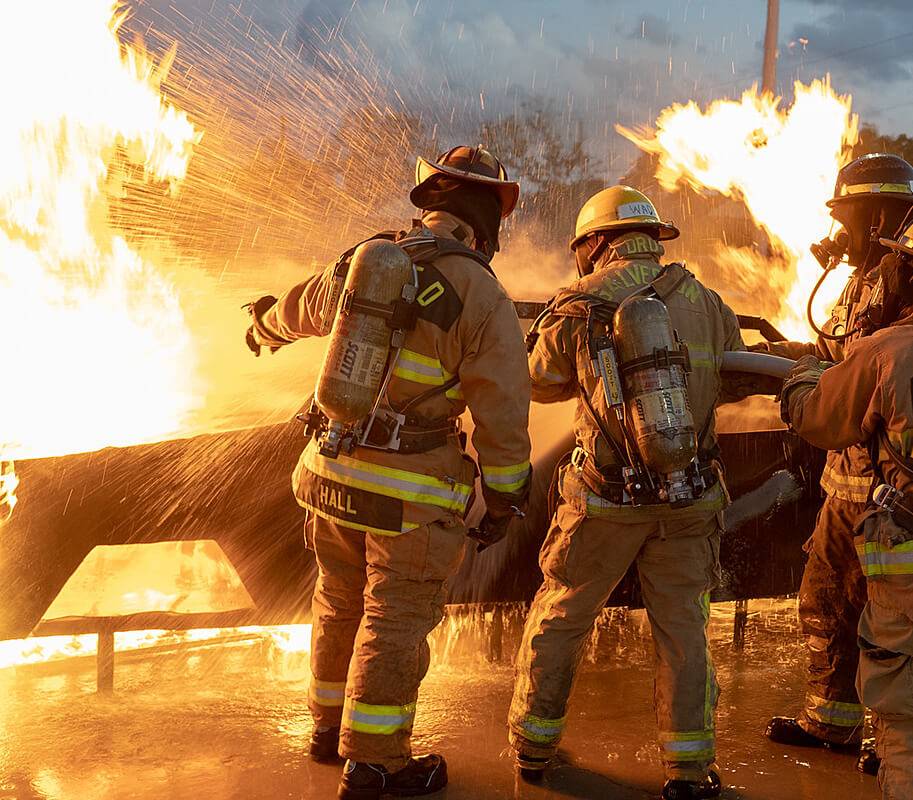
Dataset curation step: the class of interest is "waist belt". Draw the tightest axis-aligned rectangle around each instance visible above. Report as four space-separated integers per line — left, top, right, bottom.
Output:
571 446 718 506
363 414 461 454
872 484 913 534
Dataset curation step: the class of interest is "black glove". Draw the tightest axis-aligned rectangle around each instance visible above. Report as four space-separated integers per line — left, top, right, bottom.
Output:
244 295 279 357
468 512 513 553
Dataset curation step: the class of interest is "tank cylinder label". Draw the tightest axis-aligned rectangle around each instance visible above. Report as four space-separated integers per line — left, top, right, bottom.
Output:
330 339 387 387
632 388 692 429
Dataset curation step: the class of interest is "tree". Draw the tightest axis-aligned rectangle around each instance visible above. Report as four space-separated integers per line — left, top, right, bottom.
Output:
855 123 913 163
478 101 604 246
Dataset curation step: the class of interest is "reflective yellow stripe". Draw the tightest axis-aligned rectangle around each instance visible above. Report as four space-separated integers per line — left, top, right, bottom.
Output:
304 451 472 513
887 430 913 458
298 500 420 536
700 592 715 731
685 341 716 370
805 694 865 727
820 464 871 502
842 181 913 196
481 461 531 493
343 699 416 735
856 540 913 577
516 713 566 744
660 729 715 762
393 349 463 400
309 679 346 707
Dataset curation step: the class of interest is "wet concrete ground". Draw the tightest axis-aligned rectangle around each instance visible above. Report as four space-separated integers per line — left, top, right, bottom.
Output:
0 600 880 800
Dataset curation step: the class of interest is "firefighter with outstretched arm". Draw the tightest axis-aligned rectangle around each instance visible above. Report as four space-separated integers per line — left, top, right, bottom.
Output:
245 146 532 800
507 186 744 799
760 155 913 766
780 211 913 799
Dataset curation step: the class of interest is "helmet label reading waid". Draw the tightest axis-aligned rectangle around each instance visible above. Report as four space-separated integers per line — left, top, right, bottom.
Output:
617 201 657 220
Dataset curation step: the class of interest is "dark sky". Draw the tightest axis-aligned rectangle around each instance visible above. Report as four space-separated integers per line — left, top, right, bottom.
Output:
149 0 913 172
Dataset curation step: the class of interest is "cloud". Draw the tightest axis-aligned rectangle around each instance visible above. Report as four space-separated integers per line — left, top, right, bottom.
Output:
784 9 913 84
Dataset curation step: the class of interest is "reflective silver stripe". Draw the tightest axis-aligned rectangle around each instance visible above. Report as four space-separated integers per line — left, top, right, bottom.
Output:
663 739 714 753
531 363 567 384
347 710 413 727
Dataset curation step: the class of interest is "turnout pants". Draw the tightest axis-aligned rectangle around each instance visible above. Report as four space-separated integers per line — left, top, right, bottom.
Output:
508 501 721 781
305 513 466 771
855 509 913 800
797 495 868 743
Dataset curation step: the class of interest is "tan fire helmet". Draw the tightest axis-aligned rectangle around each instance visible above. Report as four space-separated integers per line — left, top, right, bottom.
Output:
570 186 680 251
880 211 913 258
413 145 520 217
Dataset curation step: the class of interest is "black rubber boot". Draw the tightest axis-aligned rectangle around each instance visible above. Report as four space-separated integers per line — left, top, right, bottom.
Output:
662 769 722 800
515 752 550 782
310 726 341 763
337 755 448 800
765 717 859 752
857 744 881 776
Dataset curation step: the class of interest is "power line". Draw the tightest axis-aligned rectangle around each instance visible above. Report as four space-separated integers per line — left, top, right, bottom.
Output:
700 29 913 97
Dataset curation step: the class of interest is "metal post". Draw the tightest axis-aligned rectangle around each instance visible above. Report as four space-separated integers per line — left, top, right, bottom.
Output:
762 0 780 95
487 604 504 663
97 626 115 694
733 599 749 651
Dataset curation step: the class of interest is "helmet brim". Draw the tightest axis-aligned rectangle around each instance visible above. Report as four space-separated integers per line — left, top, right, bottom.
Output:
569 220 680 251
879 237 913 258
414 156 519 217
827 192 913 208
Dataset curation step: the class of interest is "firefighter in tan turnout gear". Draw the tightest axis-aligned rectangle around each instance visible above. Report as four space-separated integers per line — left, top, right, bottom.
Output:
508 186 744 800
763 154 913 761
781 214 913 799
246 146 532 800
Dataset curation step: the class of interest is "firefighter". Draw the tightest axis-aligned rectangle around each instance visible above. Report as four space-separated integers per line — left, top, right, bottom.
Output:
508 186 744 799
780 213 913 798
762 154 913 758
246 146 532 800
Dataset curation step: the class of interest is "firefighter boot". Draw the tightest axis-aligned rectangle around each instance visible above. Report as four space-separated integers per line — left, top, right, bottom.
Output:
310 725 341 763
661 769 722 800
765 717 858 752
337 755 448 800
857 743 881 776
514 750 550 782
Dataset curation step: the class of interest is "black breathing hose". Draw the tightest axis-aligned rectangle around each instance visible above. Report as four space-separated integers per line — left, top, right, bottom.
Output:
806 265 849 342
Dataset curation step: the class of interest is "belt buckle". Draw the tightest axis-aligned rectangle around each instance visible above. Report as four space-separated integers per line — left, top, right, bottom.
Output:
570 447 588 471
873 483 902 511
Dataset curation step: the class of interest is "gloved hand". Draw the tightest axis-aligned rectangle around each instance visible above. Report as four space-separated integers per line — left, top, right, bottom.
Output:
468 512 513 553
244 295 279 357
780 354 831 425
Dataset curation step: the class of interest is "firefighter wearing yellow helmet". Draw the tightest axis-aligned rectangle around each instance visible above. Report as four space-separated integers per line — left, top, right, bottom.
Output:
245 145 531 799
508 185 744 799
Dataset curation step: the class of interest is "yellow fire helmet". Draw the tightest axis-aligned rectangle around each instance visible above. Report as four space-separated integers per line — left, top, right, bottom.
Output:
880 213 913 258
570 185 680 251
414 145 520 217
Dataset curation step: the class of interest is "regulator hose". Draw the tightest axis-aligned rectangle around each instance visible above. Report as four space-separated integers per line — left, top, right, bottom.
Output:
807 266 849 342
720 351 795 380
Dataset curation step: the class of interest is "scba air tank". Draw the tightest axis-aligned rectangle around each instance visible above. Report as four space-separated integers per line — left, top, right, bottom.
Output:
315 239 414 457
613 295 698 507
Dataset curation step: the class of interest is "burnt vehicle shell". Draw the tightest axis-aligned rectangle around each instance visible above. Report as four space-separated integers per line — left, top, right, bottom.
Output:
1 399 823 641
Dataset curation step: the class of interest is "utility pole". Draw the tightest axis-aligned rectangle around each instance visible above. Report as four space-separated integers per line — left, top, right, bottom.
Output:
762 0 780 95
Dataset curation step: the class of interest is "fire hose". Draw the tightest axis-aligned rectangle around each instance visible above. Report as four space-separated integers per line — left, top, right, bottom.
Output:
720 351 795 379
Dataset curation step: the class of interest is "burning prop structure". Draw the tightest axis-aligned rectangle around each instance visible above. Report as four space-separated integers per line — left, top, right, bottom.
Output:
0 2 864 684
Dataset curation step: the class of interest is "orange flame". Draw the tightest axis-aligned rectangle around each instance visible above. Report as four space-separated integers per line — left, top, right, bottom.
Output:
618 78 859 339
0 2 200 468
0 625 312 671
